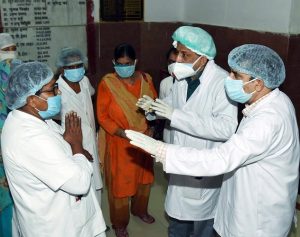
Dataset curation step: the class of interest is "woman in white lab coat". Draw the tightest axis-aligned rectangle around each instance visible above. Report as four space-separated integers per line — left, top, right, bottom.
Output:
126 44 300 237
56 47 103 204
1 62 106 237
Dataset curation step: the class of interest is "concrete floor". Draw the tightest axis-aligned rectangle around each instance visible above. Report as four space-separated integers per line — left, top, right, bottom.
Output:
101 162 300 237
102 162 169 237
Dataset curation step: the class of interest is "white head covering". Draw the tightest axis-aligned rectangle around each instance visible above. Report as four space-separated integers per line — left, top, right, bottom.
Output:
0 33 15 49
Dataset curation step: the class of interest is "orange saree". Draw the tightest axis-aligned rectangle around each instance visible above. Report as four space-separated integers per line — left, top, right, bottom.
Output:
97 72 157 198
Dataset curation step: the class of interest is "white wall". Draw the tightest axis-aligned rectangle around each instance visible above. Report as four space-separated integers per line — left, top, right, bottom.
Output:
93 0 100 22
144 0 184 22
290 0 300 33
183 0 291 34
144 0 300 34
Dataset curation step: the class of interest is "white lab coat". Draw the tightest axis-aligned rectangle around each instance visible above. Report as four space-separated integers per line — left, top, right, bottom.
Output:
57 76 103 192
159 75 174 143
165 89 299 236
1 110 106 237
164 60 238 220
159 75 174 99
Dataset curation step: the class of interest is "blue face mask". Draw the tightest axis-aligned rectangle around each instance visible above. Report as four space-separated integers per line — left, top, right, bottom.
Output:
64 67 85 82
35 95 62 119
114 64 136 78
224 76 257 103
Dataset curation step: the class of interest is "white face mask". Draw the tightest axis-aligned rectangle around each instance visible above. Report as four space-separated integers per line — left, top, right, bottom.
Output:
170 56 202 81
0 50 17 61
168 63 175 76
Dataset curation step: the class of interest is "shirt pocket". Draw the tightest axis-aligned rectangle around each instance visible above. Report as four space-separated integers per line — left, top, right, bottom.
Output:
71 194 96 229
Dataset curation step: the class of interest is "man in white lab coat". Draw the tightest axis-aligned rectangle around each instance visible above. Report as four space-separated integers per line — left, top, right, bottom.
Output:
56 47 103 205
159 46 177 143
138 26 238 237
126 44 300 237
2 62 106 237
159 46 177 100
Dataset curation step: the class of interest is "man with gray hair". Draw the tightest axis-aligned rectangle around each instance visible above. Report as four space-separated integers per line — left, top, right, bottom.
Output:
126 44 300 237
137 26 238 237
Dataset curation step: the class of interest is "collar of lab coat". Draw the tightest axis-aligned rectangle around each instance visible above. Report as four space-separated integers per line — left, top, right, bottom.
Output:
11 110 64 134
198 60 215 84
12 109 47 125
242 88 280 117
58 75 85 96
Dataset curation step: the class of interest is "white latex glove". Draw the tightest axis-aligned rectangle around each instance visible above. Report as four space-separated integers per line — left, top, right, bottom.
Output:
150 99 174 120
125 130 161 156
136 95 154 113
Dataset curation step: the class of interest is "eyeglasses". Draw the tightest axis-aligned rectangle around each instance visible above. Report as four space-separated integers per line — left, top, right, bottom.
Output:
35 83 59 96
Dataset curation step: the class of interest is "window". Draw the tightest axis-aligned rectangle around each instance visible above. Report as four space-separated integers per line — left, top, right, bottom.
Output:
100 0 143 21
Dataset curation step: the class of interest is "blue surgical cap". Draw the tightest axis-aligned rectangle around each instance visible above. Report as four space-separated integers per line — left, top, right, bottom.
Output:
0 33 15 49
56 47 87 68
228 44 285 89
172 26 216 60
6 62 54 110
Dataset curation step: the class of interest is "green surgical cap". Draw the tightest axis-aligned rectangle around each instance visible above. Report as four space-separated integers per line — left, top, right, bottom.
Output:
172 26 216 60
228 44 285 89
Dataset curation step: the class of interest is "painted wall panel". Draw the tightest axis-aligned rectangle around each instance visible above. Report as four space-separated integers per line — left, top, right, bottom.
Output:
0 0 87 70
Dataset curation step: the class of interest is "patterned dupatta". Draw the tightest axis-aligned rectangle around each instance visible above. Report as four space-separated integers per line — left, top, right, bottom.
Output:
103 72 154 132
98 72 155 168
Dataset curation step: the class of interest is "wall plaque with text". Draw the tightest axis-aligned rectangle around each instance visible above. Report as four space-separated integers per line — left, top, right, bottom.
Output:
0 0 87 70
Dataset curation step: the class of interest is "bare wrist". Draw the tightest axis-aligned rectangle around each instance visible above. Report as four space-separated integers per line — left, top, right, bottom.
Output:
71 144 84 155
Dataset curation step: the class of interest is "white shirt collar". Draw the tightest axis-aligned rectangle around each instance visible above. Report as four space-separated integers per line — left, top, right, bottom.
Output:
242 90 275 117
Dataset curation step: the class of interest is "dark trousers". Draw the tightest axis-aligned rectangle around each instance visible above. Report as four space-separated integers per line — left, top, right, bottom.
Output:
168 217 215 237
